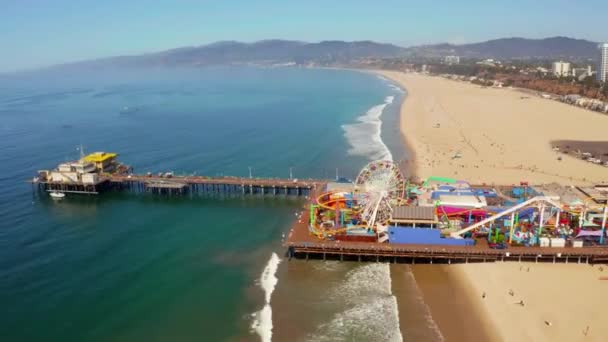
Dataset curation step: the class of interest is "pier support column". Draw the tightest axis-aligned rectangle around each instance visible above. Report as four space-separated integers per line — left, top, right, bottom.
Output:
537 203 545 245
600 206 607 245
509 213 515 244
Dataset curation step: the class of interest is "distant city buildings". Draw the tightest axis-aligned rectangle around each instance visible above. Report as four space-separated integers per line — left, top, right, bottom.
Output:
571 66 593 81
444 55 460 65
598 43 608 83
476 59 500 67
552 61 571 77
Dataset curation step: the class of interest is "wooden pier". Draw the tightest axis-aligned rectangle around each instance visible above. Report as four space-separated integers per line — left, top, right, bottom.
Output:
285 239 608 264
32 173 327 197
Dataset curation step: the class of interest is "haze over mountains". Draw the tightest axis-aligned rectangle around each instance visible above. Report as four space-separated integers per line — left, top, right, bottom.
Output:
23 37 604 72
407 37 599 60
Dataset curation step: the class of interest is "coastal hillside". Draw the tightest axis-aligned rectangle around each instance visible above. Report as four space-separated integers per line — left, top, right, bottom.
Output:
52 40 406 70
30 37 600 73
407 37 599 60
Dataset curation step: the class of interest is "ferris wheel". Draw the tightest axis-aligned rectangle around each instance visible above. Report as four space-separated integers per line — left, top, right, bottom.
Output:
355 160 406 229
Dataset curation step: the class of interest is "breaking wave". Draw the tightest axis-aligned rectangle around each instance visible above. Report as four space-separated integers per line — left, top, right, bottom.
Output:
251 253 281 342
307 264 403 342
342 96 394 162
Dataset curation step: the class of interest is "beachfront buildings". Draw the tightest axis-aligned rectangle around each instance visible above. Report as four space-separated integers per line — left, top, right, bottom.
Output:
552 61 571 77
598 43 608 83
444 55 460 65
571 66 593 80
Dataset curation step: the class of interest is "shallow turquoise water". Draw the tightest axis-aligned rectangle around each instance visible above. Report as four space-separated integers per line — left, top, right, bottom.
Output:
0 66 403 341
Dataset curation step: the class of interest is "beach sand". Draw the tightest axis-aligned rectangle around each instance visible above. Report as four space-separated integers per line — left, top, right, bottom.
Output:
378 71 608 185
378 70 608 342
451 262 608 342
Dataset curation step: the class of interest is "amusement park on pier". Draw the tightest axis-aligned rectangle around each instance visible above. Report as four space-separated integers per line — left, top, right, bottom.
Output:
32 152 608 264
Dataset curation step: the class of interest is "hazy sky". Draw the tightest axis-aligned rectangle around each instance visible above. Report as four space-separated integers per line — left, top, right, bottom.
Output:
1 0 606 72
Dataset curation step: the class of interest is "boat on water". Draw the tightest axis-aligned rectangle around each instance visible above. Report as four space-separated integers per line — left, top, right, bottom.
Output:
119 106 140 115
49 191 65 199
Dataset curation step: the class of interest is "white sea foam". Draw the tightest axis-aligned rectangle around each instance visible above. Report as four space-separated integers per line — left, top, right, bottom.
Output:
327 91 407 341
251 252 281 342
342 96 394 162
377 74 405 93
308 264 403 342
388 83 405 93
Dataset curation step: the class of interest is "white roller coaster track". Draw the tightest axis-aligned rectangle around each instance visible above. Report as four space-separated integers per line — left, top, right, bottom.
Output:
450 196 562 238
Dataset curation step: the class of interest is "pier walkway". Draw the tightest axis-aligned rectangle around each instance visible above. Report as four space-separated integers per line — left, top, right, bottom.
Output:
34 173 327 197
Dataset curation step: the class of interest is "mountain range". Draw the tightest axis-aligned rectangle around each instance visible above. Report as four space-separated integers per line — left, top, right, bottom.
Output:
407 37 600 60
42 36 604 71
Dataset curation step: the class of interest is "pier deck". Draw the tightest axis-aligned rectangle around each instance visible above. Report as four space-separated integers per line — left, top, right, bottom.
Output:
33 173 327 197
284 189 608 264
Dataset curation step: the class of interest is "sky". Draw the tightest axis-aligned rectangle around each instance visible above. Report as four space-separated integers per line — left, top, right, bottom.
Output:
1 0 607 72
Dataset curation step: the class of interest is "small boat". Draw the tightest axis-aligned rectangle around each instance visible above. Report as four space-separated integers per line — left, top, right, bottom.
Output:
119 106 140 114
49 191 65 199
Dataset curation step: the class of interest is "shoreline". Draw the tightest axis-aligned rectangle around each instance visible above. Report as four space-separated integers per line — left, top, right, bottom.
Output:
375 69 608 342
374 70 608 185
373 69 497 341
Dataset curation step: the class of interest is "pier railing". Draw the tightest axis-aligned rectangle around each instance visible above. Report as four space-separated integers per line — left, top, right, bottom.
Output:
33 173 328 196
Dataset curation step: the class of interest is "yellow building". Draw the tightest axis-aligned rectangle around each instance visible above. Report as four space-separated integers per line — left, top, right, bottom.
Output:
83 152 118 173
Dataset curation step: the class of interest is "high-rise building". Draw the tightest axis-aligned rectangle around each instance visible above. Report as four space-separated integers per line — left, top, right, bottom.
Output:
598 43 608 83
552 61 571 77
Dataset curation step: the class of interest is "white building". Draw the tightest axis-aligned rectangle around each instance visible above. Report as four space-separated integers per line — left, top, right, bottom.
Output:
552 61 571 77
476 59 499 67
444 55 460 65
571 65 593 80
598 43 608 83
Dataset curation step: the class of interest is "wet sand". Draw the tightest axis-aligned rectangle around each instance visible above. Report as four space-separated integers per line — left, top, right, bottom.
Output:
407 265 499 342
390 265 445 341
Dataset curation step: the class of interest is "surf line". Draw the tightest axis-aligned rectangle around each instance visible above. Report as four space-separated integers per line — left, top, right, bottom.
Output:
251 252 281 342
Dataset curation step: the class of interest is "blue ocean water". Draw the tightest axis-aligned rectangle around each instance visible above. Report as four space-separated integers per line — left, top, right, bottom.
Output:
0 66 405 341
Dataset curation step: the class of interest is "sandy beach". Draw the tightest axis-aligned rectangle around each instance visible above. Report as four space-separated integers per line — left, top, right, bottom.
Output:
379 70 608 342
378 71 608 185
452 262 608 342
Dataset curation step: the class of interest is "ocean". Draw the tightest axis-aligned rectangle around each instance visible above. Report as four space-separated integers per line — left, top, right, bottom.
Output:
0 66 436 341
